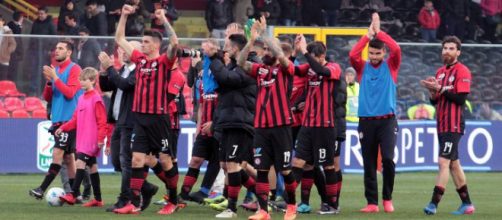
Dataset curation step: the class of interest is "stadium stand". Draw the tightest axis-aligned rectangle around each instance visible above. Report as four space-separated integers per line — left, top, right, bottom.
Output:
31 109 48 119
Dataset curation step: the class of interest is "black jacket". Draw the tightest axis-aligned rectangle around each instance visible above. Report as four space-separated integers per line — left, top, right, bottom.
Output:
99 65 136 127
29 16 57 54
334 71 347 141
76 38 101 69
80 12 108 36
205 0 234 31
210 57 256 135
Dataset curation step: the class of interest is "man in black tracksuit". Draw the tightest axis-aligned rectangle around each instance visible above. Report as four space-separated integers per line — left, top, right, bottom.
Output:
202 34 257 218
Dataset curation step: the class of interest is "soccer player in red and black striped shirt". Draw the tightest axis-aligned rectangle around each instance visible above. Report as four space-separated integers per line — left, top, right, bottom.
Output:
420 36 475 215
238 17 298 220
113 5 179 215
180 68 221 203
290 34 342 214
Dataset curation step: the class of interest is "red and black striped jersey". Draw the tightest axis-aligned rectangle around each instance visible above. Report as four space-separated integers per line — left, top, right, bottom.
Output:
291 76 308 127
435 62 471 133
199 82 218 136
130 49 176 114
250 62 294 128
296 62 341 127
168 68 186 129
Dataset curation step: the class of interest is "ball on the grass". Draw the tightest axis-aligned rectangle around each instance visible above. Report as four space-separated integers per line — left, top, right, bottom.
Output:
45 187 65 206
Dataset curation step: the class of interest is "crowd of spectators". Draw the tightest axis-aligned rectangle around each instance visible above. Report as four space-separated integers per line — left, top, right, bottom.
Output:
1 0 500 41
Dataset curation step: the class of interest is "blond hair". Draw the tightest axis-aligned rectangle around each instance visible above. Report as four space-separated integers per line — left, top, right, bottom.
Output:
80 67 99 82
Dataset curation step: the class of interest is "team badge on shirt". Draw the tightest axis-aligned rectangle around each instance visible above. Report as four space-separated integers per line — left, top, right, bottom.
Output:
438 73 445 80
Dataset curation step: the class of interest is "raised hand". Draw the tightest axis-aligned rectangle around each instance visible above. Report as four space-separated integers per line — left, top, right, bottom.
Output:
250 22 260 43
98 52 113 70
259 15 267 32
225 23 241 38
372 12 381 34
154 9 167 23
122 4 135 16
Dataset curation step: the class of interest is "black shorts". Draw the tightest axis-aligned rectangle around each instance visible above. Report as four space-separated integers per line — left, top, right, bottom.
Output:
192 134 219 160
131 113 171 155
438 132 462 161
162 129 179 158
52 123 76 154
76 152 97 166
334 140 343 157
219 128 253 163
295 127 337 166
253 126 293 171
291 126 301 149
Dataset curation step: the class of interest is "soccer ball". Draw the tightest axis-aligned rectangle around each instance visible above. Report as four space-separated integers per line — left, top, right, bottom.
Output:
45 187 65 206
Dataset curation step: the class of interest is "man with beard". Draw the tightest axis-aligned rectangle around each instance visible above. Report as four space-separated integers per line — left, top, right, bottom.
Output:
238 17 298 220
201 34 258 218
29 41 82 201
420 36 475 215
349 12 401 213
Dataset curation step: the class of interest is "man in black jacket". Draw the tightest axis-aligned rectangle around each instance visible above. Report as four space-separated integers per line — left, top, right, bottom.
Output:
7 11 23 81
80 0 108 36
98 42 158 212
29 6 57 95
202 34 257 218
76 27 101 69
205 0 233 38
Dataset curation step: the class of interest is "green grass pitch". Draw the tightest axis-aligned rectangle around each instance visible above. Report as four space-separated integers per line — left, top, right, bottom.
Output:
0 172 500 219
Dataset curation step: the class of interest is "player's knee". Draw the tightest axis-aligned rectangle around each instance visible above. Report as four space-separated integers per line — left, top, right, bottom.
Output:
189 157 204 167
75 160 86 169
226 162 240 172
438 158 450 170
220 162 227 172
131 156 144 167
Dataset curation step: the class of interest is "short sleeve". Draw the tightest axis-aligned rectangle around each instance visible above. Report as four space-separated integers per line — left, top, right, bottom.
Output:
326 63 342 80
296 64 310 76
161 53 177 70
250 63 262 78
455 67 471 93
168 70 185 95
130 49 143 63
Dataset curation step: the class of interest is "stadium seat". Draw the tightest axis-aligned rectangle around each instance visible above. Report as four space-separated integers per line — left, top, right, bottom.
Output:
0 80 26 97
0 109 8 118
398 87 414 100
3 97 24 112
24 97 45 112
482 88 497 101
481 63 496 75
11 109 30 118
31 109 48 119
0 80 16 92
